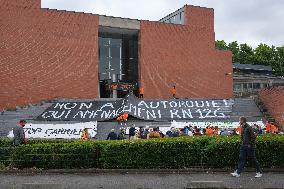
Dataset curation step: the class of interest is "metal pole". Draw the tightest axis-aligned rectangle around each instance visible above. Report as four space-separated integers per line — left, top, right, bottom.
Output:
112 73 117 99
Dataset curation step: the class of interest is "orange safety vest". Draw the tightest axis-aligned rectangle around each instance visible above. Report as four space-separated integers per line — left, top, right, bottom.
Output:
271 124 277 134
123 112 128 121
206 128 214 136
171 87 176 95
139 87 144 95
235 127 241 135
265 123 271 133
81 130 89 140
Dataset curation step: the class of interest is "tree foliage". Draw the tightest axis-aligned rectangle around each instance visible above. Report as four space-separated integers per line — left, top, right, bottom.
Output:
216 40 284 76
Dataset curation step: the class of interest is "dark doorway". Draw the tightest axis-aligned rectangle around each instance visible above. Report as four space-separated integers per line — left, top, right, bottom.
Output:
98 29 138 98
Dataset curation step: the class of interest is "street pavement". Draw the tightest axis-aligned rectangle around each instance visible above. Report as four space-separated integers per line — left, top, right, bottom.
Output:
0 171 283 189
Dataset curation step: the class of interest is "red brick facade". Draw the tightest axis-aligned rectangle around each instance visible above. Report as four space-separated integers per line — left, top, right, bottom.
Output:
139 5 233 99
258 87 284 129
0 1 232 110
0 0 99 110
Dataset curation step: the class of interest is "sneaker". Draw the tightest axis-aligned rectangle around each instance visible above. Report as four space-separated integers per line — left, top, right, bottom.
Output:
230 171 240 177
255 172 262 178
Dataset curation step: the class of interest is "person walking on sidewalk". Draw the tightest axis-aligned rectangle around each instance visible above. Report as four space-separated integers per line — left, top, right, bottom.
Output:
231 117 262 178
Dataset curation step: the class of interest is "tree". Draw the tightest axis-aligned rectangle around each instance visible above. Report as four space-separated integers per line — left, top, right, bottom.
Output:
215 40 284 76
274 46 284 76
227 41 240 63
215 40 227 50
253 44 275 66
239 43 254 64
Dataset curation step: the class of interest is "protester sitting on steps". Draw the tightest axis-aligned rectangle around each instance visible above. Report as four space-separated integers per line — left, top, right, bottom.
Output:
270 123 278 134
166 127 173 137
265 122 278 134
220 128 231 136
133 130 141 140
81 128 89 140
214 126 219 135
205 126 214 136
149 127 161 138
192 126 198 135
166 127 179 137
140 126 150 139
253 124 261 135
187 127 194 136
202 128 207 135
107 129 118 140
193 128 202 136
183 126 189 135
265 121 271 133
159 128 165 138
118 128 126 140
129 126 136 140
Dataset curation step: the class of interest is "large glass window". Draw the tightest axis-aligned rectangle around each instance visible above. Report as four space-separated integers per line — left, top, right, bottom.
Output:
263 83 269 88
98 37 122 81
248 83 253 89
180 11 185 24
174 15 179 24
170 16 175 24
233 84 242 92
98 33 138 98
247 83 253 92
160 10 185 25
253 83 261 89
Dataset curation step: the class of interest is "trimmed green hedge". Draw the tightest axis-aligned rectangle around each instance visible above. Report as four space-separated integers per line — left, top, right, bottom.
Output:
99 137 213 169
1 135 284 169
0 138 14 147
10 142 100 169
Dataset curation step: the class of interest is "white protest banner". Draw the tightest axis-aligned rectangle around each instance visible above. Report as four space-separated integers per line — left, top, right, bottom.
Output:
170 121 265 129
7 122 97 139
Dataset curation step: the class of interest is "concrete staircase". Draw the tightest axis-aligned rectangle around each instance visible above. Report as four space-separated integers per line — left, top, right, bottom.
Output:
0 103 53 137
254 95 282 129
231 97 263 122
0 97 264 138
0 98 121 137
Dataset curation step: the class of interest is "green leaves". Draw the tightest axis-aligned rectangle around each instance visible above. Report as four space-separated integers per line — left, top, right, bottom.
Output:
1 135 284 169
215 40 228 50
254 44 275 66
215 40 284 76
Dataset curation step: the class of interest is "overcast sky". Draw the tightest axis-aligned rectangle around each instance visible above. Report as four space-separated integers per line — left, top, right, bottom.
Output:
42 0 284 47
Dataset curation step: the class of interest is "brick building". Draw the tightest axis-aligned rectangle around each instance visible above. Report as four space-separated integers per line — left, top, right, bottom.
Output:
258 87 284 129
0 0 233 110
233 63 284 97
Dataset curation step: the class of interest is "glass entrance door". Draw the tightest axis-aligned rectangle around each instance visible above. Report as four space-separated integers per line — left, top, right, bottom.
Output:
99 37 122 98
98 32 138 98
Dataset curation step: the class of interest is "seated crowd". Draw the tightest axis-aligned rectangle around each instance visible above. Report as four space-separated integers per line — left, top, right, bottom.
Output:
105 122 282 140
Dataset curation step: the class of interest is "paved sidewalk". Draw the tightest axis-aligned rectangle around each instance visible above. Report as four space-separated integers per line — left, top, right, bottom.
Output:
0 171 283 189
